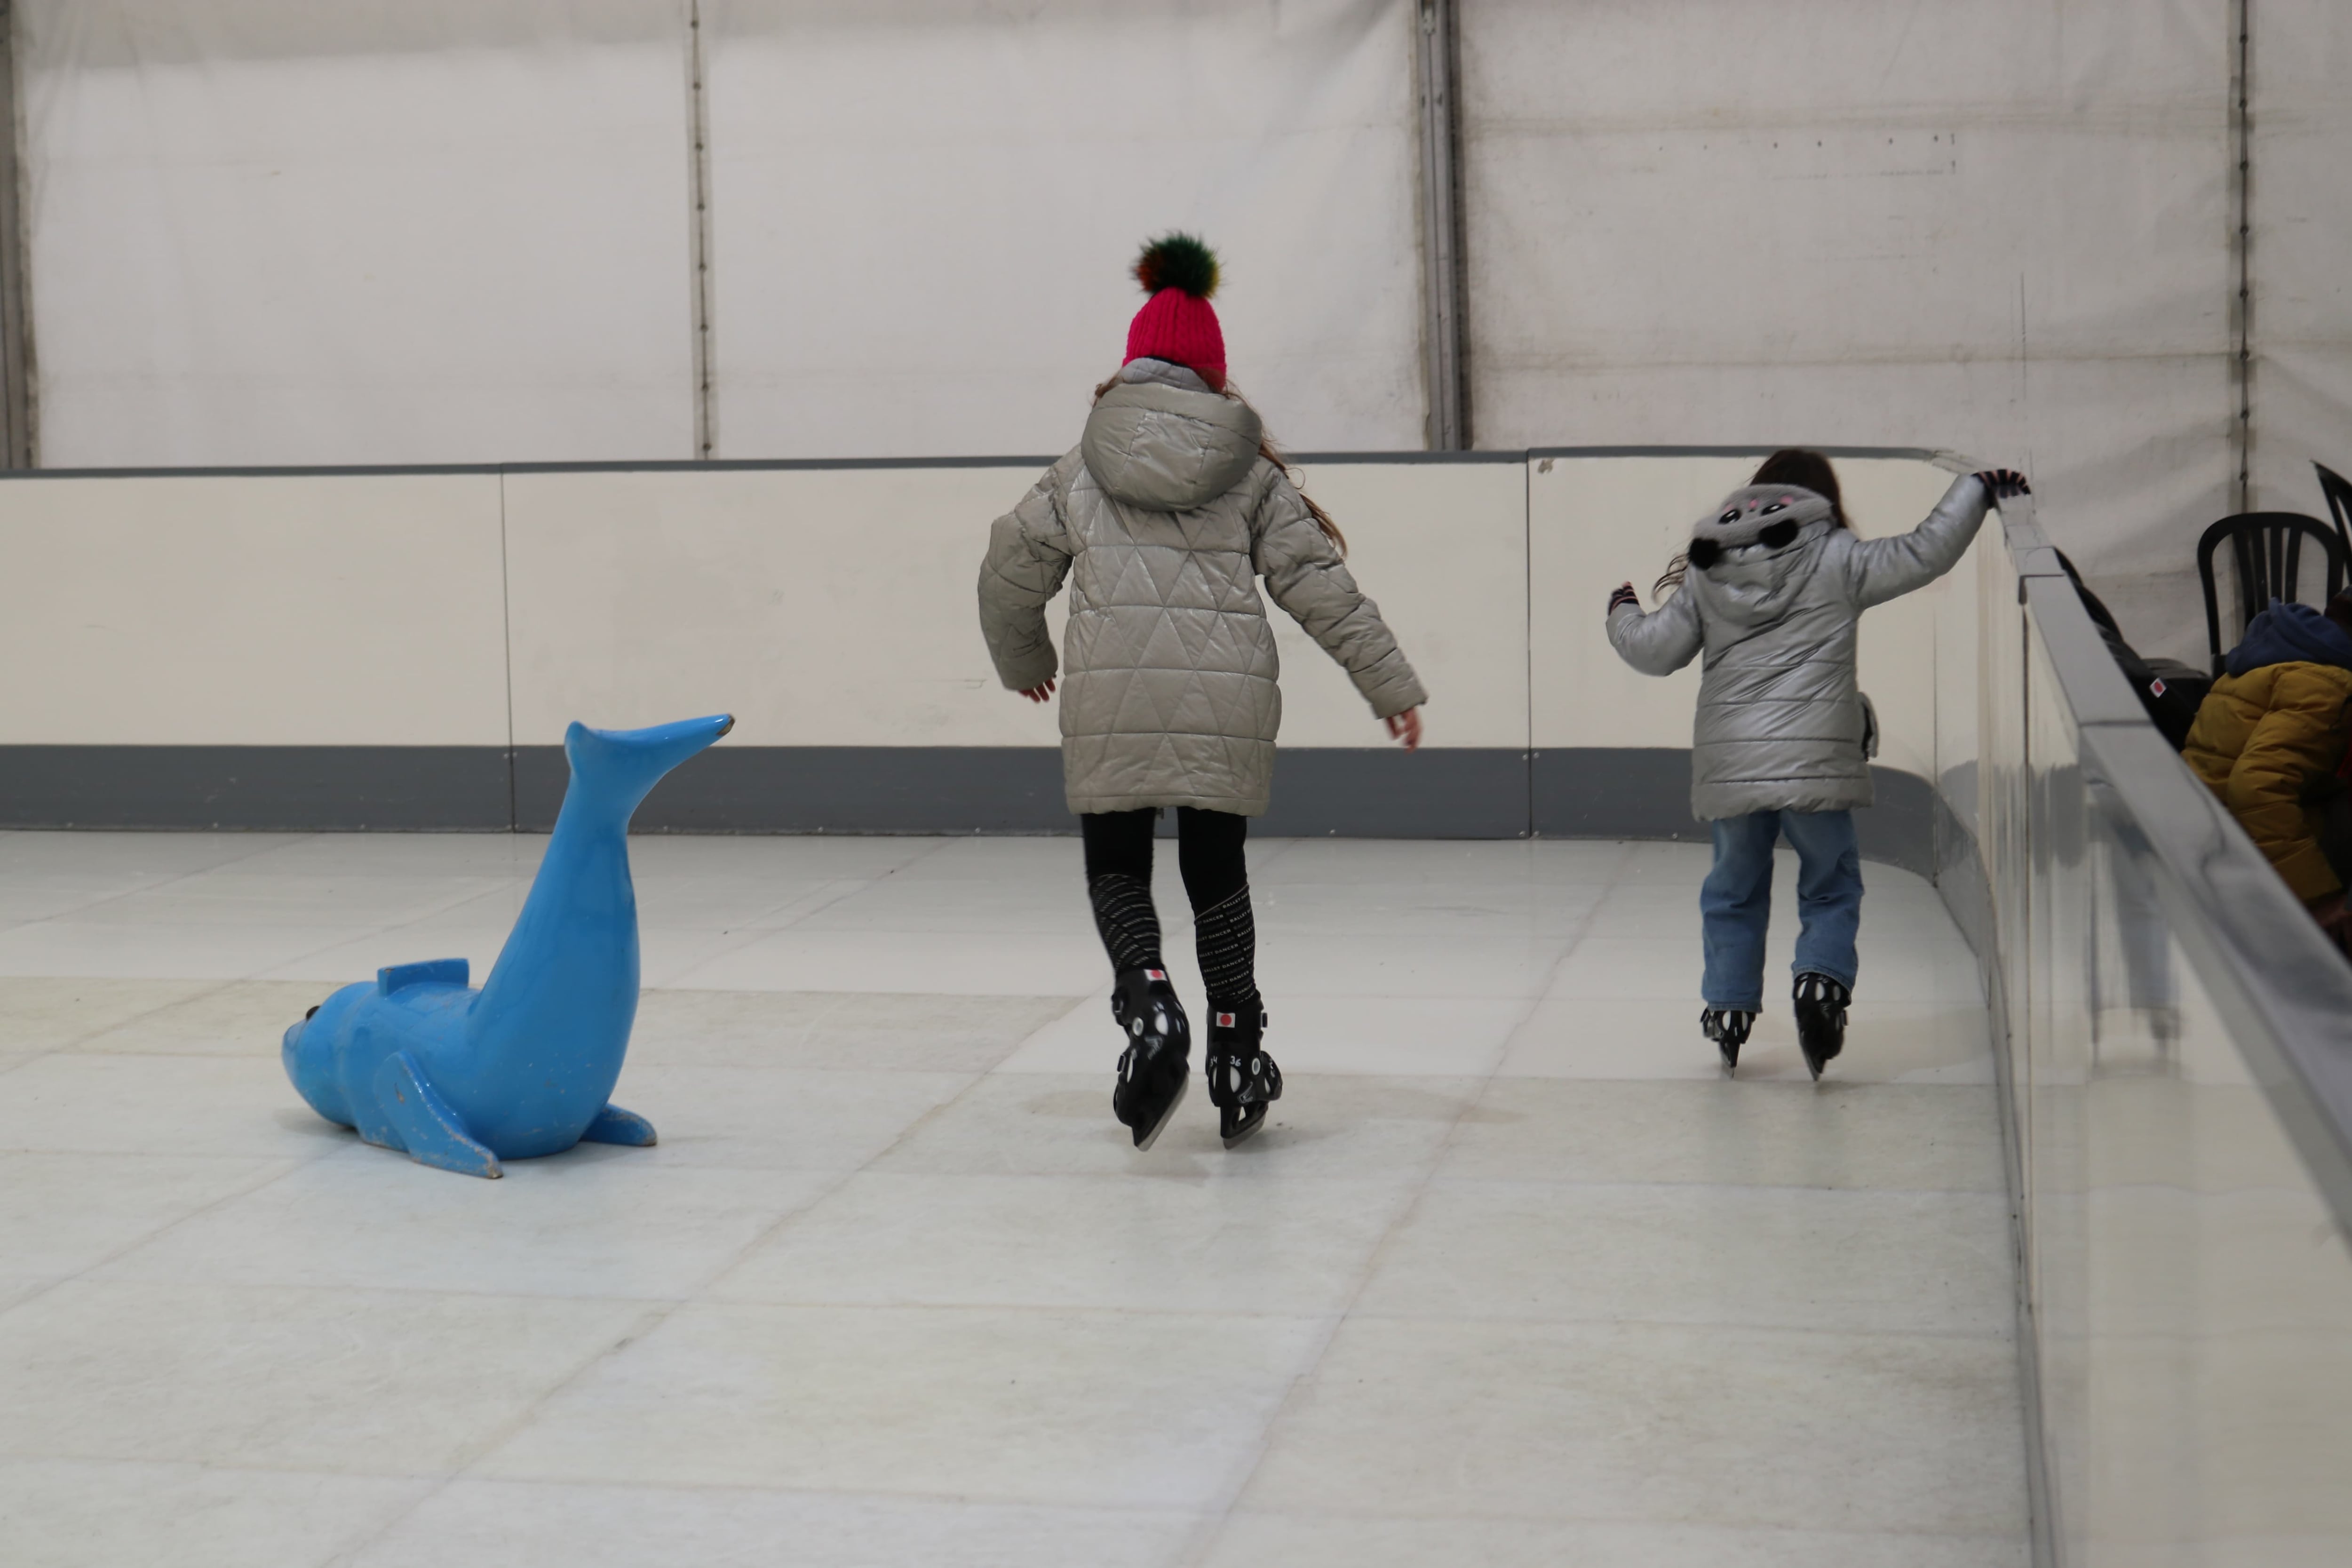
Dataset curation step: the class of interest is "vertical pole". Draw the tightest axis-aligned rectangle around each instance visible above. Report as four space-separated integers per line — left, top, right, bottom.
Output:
2231 0 2252 514
0 0 37 468
686 0 716 459
1415 0 1469 451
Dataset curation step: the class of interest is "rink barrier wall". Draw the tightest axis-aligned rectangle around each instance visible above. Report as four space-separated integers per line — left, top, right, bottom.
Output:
1972 495 2352 1567
0 745 516 832
0 739 1942 874
0 445 1961 869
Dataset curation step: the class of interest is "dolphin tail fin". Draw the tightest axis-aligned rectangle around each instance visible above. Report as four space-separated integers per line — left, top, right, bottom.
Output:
560 714 736 824
580 1103 658 1146
373 1051 503 1178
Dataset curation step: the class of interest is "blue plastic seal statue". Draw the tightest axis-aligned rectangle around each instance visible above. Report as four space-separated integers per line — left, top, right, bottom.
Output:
282 714 734 1178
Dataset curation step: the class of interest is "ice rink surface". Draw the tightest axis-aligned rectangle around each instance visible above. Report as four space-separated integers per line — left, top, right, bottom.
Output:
0 831 2026 1566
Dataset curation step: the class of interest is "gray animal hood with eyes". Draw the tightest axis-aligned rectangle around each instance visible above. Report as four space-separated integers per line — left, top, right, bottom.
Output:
1681 484 1837 630
1606 473 1992 820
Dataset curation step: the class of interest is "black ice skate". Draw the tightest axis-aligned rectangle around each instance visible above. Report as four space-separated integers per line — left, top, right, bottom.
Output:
1110 967 1190 1150
1205 1005 1282 1147
1793 972 1850 1080
1700 1007 1754 1074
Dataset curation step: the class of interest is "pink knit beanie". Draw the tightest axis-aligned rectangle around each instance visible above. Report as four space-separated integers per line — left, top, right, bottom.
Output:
1122 234 1225 390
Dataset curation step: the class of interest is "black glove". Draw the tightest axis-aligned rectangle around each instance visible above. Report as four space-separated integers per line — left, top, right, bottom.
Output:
1974 468 2031 500
1608 582 1639 613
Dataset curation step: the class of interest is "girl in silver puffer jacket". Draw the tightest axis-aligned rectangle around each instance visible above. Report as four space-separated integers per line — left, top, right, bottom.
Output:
1606 449 2026 1078
979 235 1426 1149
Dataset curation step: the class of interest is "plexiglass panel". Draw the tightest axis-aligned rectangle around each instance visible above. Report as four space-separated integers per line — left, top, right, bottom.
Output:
1985 608 2352 1565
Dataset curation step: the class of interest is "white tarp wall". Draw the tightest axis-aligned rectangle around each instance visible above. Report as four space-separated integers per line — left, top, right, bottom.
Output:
12 0 2348 658
2250 1 2352 538
16 1 699 466
16 0 1424 466
1458 0 2237 662
703 0 1424 457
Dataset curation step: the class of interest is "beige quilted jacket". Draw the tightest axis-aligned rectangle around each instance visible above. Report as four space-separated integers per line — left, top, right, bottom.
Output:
978 359 1426 816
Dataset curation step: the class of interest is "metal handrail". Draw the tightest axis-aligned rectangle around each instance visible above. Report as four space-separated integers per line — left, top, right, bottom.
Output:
2009 496 2352 1228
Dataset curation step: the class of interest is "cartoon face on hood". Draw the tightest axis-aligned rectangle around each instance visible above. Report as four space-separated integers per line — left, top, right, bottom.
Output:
1682 483 1837 626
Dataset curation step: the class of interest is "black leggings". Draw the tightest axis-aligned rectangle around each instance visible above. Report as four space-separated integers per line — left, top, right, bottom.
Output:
1080 807 1258 1009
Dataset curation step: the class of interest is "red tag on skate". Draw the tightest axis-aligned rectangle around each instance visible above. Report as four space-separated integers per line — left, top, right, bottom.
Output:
1144 969 1167 982
2150 677 2166 697
1216 1012 1235 1027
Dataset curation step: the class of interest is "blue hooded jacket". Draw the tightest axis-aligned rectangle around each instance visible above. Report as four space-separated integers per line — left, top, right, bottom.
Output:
2225 599 2352 678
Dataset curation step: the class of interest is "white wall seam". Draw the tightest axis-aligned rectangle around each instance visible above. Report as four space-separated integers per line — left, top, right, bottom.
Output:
2232 0 2253 514
684 0 714 460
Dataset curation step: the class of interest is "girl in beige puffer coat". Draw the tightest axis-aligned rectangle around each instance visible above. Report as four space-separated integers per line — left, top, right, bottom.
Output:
977 234 1425 1151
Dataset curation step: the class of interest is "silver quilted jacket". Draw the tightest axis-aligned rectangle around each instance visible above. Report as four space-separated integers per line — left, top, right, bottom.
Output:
1607 474 1990 820
978 359 1426 816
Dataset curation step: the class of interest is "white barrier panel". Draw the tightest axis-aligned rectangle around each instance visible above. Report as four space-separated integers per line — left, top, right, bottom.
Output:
1229 458 1527 749
1531 455 1746 752
505 465 1060 750
503 458 1526 752
0 453 1978 766
0 473 508 745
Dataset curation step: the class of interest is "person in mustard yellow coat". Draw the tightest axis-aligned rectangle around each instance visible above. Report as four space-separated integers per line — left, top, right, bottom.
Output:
2182 594 2352 945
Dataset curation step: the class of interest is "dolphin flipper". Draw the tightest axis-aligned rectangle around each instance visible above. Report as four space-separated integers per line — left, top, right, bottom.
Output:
373 1051 503 1178
580 1103 658 1146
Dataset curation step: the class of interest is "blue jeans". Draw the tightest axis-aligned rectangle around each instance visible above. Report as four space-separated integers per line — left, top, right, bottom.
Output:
1700 810 1862 1011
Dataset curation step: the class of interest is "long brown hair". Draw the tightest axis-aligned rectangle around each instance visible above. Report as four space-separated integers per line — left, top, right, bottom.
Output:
1094 370 1347 556
1653 447 1850 597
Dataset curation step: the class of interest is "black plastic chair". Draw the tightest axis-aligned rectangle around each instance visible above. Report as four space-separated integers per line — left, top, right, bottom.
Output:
2317 462 2352 559
2198 512 2351 676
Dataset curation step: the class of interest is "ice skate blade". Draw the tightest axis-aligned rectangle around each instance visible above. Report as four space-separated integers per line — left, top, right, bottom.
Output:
1131 1070 1189 1152
1221 1103 1268 1148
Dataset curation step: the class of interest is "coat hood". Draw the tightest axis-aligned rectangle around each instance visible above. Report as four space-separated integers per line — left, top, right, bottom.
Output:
2226 598 2352 677
1684 483 1836 629
1081 358 1262 512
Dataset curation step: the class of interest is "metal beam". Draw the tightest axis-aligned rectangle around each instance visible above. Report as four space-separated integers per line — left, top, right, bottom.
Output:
0 0 36 467
2232 0 2252 513
686 0 716 459
1414 0 1468 450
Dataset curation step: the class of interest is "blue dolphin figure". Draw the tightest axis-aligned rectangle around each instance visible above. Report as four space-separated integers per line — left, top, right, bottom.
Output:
282 714 734 1177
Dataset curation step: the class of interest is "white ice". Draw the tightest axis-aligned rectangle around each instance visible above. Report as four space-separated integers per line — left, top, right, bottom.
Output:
0 831 2025 1566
